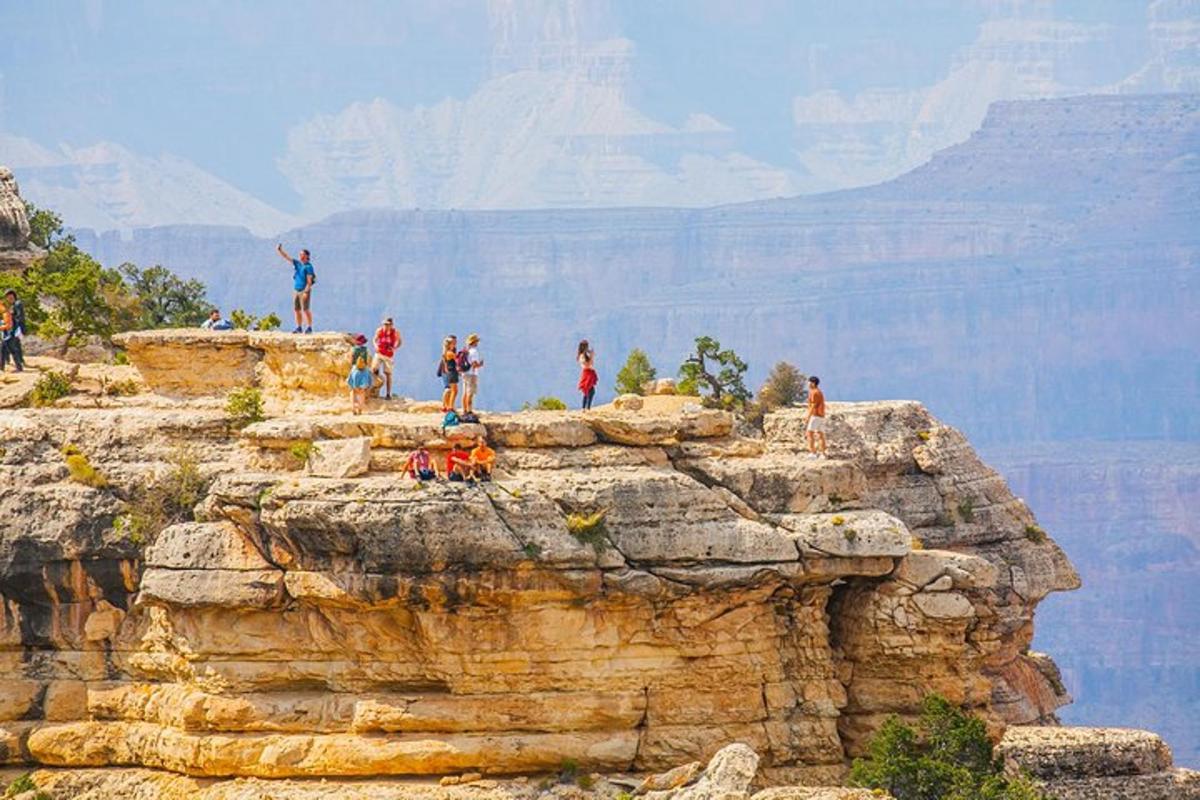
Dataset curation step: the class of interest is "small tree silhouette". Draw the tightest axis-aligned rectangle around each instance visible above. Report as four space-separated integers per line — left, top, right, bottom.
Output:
678 336 751 409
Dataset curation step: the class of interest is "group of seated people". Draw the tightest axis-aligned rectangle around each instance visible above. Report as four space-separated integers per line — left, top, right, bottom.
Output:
403 435 495 483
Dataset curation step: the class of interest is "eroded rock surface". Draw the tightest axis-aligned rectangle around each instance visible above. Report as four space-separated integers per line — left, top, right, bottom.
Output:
0 333 1158 798
0 165 43 270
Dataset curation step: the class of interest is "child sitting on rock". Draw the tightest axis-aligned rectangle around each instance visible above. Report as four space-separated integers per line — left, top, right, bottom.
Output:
347 334 373 415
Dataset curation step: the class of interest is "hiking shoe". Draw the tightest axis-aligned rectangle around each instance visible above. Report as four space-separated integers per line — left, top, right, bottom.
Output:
292 326 302 334
304 326 312 334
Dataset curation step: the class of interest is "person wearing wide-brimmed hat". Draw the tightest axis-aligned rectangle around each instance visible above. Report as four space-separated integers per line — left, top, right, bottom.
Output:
462 333 483 415
347 333 373 415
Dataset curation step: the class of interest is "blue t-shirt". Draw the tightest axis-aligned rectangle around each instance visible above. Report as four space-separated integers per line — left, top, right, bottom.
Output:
292 259 314 291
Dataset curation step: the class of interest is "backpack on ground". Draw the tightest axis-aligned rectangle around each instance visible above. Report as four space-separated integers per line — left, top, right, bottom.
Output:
442 410 460 431
460 411 480 424
456 348 472 373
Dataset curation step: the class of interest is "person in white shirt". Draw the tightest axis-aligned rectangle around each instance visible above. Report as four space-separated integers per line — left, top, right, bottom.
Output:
462 333 484 414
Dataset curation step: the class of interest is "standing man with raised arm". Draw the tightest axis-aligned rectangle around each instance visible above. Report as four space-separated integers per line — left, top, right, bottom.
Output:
276 243 315 333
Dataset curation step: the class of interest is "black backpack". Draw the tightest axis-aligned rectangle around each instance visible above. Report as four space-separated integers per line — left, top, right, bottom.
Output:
456 348 472 373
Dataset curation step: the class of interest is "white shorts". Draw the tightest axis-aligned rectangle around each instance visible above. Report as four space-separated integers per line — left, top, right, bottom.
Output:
807 415 827 433
462 373 479 392
371 354 393 375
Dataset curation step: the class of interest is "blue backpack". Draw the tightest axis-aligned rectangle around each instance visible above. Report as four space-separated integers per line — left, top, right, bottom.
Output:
442 410 460 431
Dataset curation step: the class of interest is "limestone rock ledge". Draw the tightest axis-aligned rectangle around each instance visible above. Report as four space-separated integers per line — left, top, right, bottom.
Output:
1000 726 1200 799
0 338 1091 791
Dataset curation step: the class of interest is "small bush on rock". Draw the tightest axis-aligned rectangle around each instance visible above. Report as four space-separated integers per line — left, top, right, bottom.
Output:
850 694 1049 800
118 444 207 547
288 440 317 470
229 309 282 331
523 396 567 411
615 348 657 396
225 386 265 428
566 510 609 553
62 445 108 488
30 370 73 407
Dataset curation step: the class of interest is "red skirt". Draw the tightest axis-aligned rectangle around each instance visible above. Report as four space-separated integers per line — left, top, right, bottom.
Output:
578 367 598 394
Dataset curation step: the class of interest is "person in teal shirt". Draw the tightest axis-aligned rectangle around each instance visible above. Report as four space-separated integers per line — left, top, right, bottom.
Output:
275 243 315 333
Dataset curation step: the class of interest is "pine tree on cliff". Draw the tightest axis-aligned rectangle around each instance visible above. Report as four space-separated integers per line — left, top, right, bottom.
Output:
678 335 751 409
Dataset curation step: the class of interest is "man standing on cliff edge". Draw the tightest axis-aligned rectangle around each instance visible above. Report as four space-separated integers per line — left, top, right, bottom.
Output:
805 375 827 458
275 243 315 333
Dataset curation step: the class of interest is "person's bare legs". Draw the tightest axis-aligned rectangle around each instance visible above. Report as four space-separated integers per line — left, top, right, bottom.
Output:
817 431 827 456
303 306 313 331
807 428 815 454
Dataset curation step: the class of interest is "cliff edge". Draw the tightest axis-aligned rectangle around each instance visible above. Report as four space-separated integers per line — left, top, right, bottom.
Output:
0 332 1193 798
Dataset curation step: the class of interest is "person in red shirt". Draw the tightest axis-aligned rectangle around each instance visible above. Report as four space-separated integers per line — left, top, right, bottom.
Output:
372 317 402 400
805 375 828 459
446 442 473 482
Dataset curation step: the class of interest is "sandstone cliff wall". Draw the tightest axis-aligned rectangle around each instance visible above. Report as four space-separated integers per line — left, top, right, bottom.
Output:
0 335 1080 785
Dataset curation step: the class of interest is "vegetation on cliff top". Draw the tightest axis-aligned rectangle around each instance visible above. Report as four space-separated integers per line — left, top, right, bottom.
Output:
850 695 1048 800
0 202 211 354
615 348 657 395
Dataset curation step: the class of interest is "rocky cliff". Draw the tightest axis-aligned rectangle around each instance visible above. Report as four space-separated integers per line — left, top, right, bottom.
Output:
3 334 1198 798
0 332 1097 789
0 166 43 270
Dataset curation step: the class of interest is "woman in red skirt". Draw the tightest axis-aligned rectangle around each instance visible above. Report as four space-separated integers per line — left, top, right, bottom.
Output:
577 340 597 410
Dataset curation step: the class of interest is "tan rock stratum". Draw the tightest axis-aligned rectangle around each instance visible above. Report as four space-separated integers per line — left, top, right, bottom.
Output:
0 332 1194 799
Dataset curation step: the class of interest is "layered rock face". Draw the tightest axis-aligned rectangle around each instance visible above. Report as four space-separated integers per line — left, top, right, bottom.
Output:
0 334 1081 789
0 165 43 270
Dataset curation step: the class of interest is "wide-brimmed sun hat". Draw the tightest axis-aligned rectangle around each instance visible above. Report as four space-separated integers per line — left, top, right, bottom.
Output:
467 333 480 344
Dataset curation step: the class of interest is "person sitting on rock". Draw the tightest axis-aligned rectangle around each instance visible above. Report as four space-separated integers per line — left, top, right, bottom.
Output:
403 446 438 481
446 441 473 483
347 334 373 415
469 435 496 481
200 308 233 330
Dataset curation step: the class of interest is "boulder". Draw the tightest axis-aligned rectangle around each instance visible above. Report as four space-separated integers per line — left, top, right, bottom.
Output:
308 437 371 478
644 378 677 395
646 743 759 800
613 393 645 411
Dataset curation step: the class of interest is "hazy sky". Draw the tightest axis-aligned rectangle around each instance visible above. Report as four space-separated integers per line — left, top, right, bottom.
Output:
0 1 1155 210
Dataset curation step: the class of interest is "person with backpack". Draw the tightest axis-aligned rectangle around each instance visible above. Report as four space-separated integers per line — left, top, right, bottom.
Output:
372 317 401 400
438 335 460 413
461 333 483 416
577 340 598 410
275 243 316 334
346 333 373 415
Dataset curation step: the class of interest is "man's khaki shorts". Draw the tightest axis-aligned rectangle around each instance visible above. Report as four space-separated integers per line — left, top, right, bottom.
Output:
371 354 393 375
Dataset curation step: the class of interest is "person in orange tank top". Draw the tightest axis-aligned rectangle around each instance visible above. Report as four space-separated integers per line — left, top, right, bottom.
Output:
805 376 827 459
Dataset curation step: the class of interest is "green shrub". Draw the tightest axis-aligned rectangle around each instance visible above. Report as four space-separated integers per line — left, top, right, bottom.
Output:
118 444 207 547
1024 524 1047 544
225 386 265 428
558 758 580 781
104 377 142 396
615 348 657 395
849 694 1049 800
957 498 976 523
521 541 544 560
62 445 108 488
522 396 567 411
4 773 36 796
29 370 73 407
566 510 609 553
288 440 317 469
112 350 130 366
229 309 281 331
